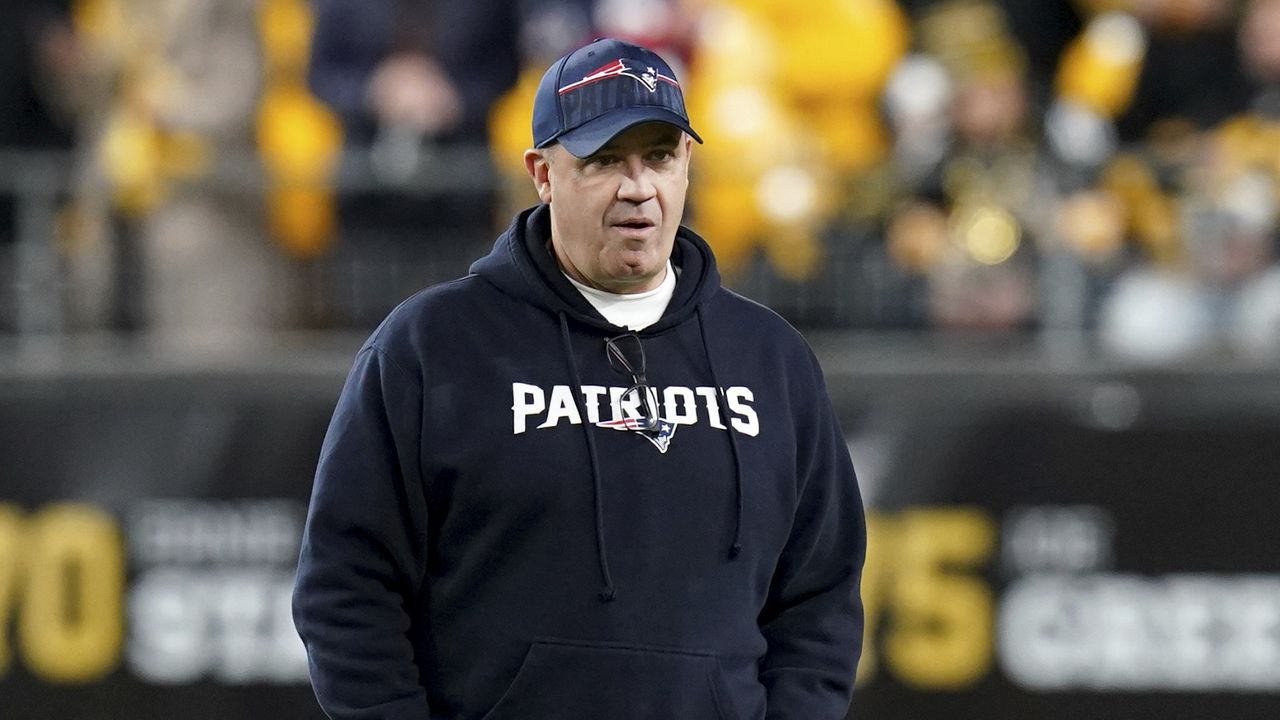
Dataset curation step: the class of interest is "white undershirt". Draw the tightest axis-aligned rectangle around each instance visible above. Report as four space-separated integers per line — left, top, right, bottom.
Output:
564 261 676 331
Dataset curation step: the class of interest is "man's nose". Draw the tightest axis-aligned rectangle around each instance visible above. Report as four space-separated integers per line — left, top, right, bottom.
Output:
616 156 657 202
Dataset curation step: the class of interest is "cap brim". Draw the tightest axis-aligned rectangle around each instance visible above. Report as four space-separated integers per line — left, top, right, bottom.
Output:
554 107 703 158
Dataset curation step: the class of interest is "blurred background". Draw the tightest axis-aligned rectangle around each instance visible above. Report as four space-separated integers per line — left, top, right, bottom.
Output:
3 0 1280 718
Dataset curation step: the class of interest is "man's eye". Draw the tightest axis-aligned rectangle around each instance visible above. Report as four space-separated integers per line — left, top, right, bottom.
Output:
649 150 674 162
589 155 618 167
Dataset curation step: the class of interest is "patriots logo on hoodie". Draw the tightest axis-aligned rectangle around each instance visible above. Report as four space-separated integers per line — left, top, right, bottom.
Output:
595 416 679 453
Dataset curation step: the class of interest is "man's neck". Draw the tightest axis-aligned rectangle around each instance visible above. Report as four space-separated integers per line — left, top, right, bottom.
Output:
562 261 677 331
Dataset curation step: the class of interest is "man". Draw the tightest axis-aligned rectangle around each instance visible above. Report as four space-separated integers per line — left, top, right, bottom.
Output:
293 38 865 720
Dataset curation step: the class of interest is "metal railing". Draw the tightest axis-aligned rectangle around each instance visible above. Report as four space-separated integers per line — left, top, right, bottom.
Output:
0 143 500 336
0 143 1102 366
0 150 72 335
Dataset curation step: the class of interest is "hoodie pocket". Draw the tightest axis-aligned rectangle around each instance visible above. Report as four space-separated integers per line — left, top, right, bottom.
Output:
480 637 739 720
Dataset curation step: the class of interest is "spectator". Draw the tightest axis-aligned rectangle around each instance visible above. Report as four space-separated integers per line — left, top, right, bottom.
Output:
1116 0 1253 142
139 0 274 346
1097 0 1280 362
0 0 79 184
69 0 277 345
900 0 1083 110
882 0 1041 331
308 0 526 237
307 0 592 326
0 0 81 330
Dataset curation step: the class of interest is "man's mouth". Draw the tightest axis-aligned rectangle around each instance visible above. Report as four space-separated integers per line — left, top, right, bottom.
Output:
613 218 655 229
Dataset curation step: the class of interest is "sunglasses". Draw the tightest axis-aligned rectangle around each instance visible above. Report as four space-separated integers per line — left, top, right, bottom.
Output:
604 333 660 432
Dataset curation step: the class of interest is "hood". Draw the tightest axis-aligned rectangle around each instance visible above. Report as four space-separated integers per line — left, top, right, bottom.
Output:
470 204 722 333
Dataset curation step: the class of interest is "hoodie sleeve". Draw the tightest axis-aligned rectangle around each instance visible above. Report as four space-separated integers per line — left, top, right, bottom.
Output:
292 345 431 720
759 355 866 720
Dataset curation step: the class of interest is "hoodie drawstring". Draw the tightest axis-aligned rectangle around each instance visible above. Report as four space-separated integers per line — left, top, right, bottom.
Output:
558 313 617 602
697 306 744 560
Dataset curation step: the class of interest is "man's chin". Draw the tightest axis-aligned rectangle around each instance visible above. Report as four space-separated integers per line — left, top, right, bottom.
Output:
598 266 665 294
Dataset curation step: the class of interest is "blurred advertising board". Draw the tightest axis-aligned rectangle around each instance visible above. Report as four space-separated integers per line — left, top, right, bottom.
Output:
0 369 334 720
1 358 1278 719
847 379 1280 720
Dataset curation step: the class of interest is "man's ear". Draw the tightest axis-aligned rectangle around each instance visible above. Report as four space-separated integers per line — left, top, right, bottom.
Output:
524 148 554 203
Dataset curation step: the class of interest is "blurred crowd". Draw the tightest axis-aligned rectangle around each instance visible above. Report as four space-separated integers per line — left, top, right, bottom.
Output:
2 0 1280 362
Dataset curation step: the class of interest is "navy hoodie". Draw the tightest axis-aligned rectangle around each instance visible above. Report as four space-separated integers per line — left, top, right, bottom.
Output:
293 205 865 720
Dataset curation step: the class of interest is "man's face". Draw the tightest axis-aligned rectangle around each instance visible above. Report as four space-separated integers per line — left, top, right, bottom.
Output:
526 122 693 294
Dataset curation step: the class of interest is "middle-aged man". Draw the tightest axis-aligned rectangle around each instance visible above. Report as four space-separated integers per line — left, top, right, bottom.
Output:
293 37 866 720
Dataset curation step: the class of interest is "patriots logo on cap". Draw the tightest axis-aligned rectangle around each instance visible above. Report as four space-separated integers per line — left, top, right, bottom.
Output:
559 59 679 95
596 416 679 453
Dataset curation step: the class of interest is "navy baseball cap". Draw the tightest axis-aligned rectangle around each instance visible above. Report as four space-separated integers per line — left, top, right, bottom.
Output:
533 38 703 158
